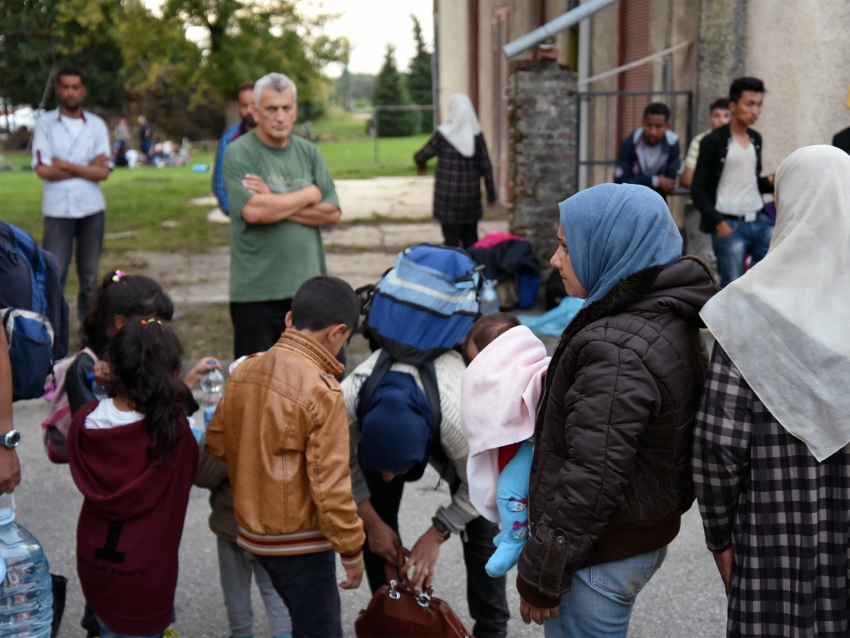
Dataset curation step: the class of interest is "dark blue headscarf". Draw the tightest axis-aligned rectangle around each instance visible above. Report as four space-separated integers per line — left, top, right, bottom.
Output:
358 372 432 482
559 184 682 307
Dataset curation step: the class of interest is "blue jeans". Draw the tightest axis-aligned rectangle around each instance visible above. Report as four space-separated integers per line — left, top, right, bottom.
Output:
711 213 774 287
544 546 667 638
95 616 163 638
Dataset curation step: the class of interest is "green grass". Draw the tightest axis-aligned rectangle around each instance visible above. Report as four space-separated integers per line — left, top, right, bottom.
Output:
0 130 430 254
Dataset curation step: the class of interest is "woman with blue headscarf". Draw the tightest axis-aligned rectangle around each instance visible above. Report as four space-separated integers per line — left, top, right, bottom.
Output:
515 184 720 637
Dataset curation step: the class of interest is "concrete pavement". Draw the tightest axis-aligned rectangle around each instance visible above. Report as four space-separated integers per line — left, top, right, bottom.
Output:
11 402 725 637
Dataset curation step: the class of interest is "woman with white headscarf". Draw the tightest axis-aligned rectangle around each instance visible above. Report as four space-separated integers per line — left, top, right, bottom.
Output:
693 145 850 637
414 93 496 248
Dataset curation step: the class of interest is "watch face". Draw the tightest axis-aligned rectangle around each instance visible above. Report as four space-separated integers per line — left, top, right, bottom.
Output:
4 431 19 448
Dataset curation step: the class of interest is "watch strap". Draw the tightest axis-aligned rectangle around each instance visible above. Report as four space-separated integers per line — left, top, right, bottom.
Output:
431 516 451 540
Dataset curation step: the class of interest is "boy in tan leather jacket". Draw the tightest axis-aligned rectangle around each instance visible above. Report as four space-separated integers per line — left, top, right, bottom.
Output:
208 276 365 637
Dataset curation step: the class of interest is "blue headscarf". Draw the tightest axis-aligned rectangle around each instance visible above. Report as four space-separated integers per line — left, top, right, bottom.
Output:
358 372 432 482
559 184 682 307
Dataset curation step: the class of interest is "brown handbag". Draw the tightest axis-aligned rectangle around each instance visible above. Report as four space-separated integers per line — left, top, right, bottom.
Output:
354 548 472 638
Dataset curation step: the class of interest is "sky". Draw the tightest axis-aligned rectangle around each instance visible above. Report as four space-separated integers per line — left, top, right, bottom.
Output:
144 0 434 78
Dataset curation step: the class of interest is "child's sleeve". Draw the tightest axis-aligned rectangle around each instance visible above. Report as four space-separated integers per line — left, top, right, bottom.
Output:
206 385 228 463
306 379 366 560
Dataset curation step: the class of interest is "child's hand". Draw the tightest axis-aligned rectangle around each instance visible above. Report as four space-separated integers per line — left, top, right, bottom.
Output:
339 560 364 590
93 360 113 388
183 357 221 389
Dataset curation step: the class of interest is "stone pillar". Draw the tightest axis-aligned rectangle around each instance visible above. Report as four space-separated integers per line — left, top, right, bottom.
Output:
696 0 748 122
507 58 578 263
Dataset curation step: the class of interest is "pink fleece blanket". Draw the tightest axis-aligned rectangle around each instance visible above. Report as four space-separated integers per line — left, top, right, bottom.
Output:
461 325 549 522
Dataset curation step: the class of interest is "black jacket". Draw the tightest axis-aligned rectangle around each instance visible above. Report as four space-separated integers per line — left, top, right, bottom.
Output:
690 124 774 232
614 129 680 196
516 258 720 608
833 126 850 156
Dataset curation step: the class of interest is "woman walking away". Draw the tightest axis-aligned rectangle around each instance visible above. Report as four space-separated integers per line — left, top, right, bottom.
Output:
414 93 496 248
693 145 850 638
66 319 198 637
517 183 720 637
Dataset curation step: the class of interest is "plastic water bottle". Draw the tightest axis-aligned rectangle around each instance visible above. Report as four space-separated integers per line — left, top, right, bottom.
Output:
86 372 107 401
200 365 225 429
0 496 53 635
479 279 500 315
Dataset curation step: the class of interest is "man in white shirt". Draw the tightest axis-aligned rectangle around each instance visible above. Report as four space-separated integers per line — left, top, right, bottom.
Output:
690 77 775 287
32 68 111 322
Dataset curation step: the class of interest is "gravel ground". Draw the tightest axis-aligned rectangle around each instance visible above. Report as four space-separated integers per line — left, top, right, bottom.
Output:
11 400 726 638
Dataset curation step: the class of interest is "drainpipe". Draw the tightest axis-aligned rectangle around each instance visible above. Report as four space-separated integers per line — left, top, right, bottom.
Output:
431 0 440 127
577 0 591 191
502 0 619 59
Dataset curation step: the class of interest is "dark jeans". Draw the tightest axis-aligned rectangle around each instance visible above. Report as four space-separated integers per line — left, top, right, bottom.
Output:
254 550 342 638
711 213 774 287
43 211 104 324
230 299 292 358
362 469 510 638
442 223 479 249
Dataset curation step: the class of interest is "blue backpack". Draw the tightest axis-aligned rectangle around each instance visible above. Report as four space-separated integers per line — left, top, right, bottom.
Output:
0 221 69 400
356 244 481 477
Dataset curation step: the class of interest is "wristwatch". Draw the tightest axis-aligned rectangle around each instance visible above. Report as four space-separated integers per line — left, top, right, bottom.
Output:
0 430 20 450
431 517 452 541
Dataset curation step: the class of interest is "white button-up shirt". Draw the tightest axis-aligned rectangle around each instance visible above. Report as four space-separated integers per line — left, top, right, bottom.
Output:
31 109 111 219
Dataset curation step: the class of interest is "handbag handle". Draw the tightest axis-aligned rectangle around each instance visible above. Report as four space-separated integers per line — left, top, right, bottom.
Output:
383 547 434 609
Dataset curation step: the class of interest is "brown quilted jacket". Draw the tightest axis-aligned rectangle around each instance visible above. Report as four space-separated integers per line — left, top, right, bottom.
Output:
517 258 719 607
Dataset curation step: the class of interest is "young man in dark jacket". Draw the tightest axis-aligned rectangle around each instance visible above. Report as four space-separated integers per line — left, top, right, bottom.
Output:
690 77 775 286
614 102 680 197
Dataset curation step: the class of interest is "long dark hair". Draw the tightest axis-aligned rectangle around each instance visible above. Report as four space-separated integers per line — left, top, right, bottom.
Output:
82 272 174 358
106 318 186 462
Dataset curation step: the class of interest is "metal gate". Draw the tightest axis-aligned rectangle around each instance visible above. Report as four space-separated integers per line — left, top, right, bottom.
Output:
576 90 693 190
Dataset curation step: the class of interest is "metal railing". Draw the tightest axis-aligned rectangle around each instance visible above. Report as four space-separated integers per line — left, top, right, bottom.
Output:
576 90 693 190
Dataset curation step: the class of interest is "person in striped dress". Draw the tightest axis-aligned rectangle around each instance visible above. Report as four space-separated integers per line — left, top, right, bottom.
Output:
693 145 850 637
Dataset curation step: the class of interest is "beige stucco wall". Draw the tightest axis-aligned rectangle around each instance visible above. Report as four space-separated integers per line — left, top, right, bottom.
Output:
744 0 850 172
436 1 470 125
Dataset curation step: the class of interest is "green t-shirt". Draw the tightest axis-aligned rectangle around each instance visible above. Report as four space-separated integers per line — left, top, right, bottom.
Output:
223 131 340 302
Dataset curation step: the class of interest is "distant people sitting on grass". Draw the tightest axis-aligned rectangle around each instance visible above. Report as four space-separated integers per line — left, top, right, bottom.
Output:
222 72 341 360
414 93 496 249
32 67 111 325
213 81 257 216
614 102 681 198
113 117 130 167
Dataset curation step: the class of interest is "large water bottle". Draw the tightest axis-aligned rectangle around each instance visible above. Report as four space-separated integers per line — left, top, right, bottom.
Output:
200 365 225 429
479 279 500 315
0 496 53 636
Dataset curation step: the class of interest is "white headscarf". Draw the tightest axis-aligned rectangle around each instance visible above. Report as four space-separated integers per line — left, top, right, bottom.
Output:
437 93 482 158
700 145 850 461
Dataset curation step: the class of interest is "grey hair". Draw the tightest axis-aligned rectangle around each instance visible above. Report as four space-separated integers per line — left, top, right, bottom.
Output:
254 73 298 105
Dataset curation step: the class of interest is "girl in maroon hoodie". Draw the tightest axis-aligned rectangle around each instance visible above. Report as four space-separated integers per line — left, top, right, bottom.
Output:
66 318 199 637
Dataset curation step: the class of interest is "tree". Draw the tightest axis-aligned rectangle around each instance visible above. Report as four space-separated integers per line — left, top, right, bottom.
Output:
162 0 348 113
0 0 125 109
371 44 414 137
407 15 432 132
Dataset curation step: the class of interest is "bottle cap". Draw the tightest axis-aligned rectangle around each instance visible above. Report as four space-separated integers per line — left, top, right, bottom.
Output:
0 494 16 526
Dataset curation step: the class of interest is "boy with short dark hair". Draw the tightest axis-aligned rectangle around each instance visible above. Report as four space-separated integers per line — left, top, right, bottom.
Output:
691 77 776 286
208 276 365 637
614 102 681 197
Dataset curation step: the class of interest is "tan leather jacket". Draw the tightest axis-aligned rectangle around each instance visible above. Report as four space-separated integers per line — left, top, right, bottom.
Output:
207 331 365 561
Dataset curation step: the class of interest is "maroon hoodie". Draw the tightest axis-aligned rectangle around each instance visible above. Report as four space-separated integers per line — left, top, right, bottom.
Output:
66 402 198 634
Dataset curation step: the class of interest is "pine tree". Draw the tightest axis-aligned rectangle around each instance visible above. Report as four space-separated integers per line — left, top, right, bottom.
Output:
407 15 433 132
407 16 431 100
371 44 415 137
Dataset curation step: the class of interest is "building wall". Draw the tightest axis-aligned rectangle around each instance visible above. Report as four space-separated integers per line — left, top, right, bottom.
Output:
744 0 850 172
435 0 470 124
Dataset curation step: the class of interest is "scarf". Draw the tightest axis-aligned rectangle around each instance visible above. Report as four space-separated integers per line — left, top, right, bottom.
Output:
559 183 682 307
437 93 482 158
700 145 850 461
